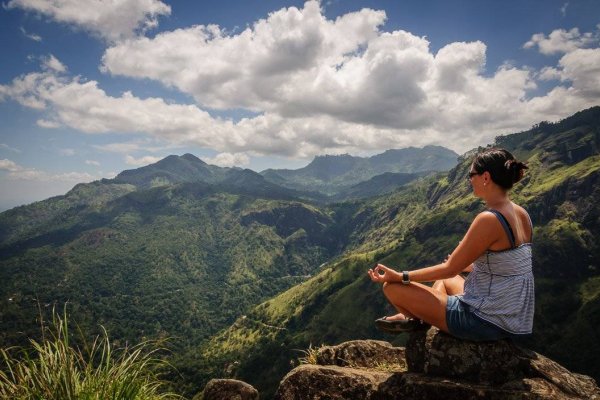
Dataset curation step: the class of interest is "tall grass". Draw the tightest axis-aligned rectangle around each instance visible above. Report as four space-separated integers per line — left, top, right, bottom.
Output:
0 309 182 400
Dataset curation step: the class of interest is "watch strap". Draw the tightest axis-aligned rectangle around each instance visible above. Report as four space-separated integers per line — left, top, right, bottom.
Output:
402 271 410 285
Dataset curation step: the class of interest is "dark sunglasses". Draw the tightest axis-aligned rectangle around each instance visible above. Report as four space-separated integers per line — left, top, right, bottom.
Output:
467 171 481 179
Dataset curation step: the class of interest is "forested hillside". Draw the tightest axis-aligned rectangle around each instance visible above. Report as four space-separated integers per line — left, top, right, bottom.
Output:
0 145 446 394
1 107 599 399
190 106 600 398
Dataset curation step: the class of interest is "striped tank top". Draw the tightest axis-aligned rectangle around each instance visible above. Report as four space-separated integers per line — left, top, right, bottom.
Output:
460 209 534 335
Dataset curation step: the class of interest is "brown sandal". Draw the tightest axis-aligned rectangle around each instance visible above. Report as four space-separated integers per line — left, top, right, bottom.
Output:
375 316 431 333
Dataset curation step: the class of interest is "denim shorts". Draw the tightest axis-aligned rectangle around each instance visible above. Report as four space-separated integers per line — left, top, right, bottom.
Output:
446 295 514 341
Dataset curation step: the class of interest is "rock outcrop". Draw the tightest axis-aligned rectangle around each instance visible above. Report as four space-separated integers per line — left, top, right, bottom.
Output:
316 340 406 370
202 378 259 400
274 329 600 399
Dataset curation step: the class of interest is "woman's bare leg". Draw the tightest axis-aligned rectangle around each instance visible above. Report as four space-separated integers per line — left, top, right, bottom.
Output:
382 281 450 332
432 275 465 296
432 279 446 295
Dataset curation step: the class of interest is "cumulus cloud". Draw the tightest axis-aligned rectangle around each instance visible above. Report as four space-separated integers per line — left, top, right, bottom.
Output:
2 4 600 158
203 152 250 167
523 27 598 55
125 154 162 166
7 0 171 41
529 27 600 99
551 48 600 98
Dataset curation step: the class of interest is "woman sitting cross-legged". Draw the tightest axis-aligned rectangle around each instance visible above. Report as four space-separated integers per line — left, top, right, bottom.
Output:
368 148 534 341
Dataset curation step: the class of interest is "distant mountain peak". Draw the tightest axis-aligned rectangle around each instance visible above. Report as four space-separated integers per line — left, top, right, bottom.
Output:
114 153 217 188
261 146 459 196
181 153 207 164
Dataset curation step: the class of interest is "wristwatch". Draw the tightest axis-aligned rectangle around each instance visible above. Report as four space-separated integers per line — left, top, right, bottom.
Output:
402 271 410 285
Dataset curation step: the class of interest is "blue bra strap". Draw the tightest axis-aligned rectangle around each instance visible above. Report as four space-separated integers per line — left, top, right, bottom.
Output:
487 210 516 248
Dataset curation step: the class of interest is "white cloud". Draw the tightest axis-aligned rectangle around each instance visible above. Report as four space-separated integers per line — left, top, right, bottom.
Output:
37 118 61 128
523 27 598 55
2 5 600 158
538 66 562 81
101 1 389 119
125 154 162 166
94 142 144 154
0 159 21 172
20 26 42 41
554 48 600 97
42 54 67 73
59 148 76 156
560 2 569 17
93 140 169 154
85 159 100 166
0 158 95 182
7 0 171 42
203 152 250 167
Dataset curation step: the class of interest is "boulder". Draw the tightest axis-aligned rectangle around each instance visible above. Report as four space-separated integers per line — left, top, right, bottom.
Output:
316 339 406 370
406 328 523 384
274 364 391 400
202 378 259 400
394 373 573 400
406 327 600 398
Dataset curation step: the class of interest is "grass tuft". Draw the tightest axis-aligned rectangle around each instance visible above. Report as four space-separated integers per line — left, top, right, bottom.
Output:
0 307 181 400
297 344 321 365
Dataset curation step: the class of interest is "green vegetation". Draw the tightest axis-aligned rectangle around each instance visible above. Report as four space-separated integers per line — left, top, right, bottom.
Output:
297 344 320 365
1 106 599 398
0 309 178 400
191 106 600 398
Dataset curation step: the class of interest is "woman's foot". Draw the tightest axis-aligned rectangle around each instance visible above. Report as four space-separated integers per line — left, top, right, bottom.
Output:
375 314 431 333
379 313 408 321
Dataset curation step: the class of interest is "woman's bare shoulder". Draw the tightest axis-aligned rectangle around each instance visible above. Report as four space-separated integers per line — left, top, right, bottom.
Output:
511 202 531 219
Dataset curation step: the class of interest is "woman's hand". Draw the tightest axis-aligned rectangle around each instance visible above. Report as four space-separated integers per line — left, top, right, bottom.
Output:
368 263 400 284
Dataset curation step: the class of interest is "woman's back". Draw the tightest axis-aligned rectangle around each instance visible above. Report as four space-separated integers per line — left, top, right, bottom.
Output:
487 202 532 251
460 207 534 334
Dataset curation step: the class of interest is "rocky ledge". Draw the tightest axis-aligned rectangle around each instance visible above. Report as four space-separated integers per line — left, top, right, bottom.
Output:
200 329 600 399
275 329 600 400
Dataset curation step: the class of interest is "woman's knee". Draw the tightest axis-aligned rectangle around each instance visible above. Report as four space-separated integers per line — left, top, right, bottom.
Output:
444 276 465 295
382 281 400 295
432 280 446 294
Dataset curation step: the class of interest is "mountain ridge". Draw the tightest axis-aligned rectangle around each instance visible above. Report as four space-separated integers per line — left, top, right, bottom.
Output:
1 107 599 399
260 145 458 195
190 106 600 398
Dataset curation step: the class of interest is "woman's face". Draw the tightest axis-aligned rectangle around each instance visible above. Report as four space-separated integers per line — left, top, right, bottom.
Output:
468 164 484 197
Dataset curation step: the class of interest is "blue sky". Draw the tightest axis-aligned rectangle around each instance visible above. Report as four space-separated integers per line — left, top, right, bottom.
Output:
1 0 599 210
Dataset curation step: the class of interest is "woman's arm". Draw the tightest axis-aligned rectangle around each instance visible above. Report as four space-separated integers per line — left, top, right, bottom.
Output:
369 212 499 284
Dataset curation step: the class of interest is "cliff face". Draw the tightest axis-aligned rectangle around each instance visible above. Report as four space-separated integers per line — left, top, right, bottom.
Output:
271 331 600 400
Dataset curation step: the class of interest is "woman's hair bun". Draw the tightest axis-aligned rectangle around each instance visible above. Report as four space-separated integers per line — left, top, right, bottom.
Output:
505 159 528 184
472 148 528 189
